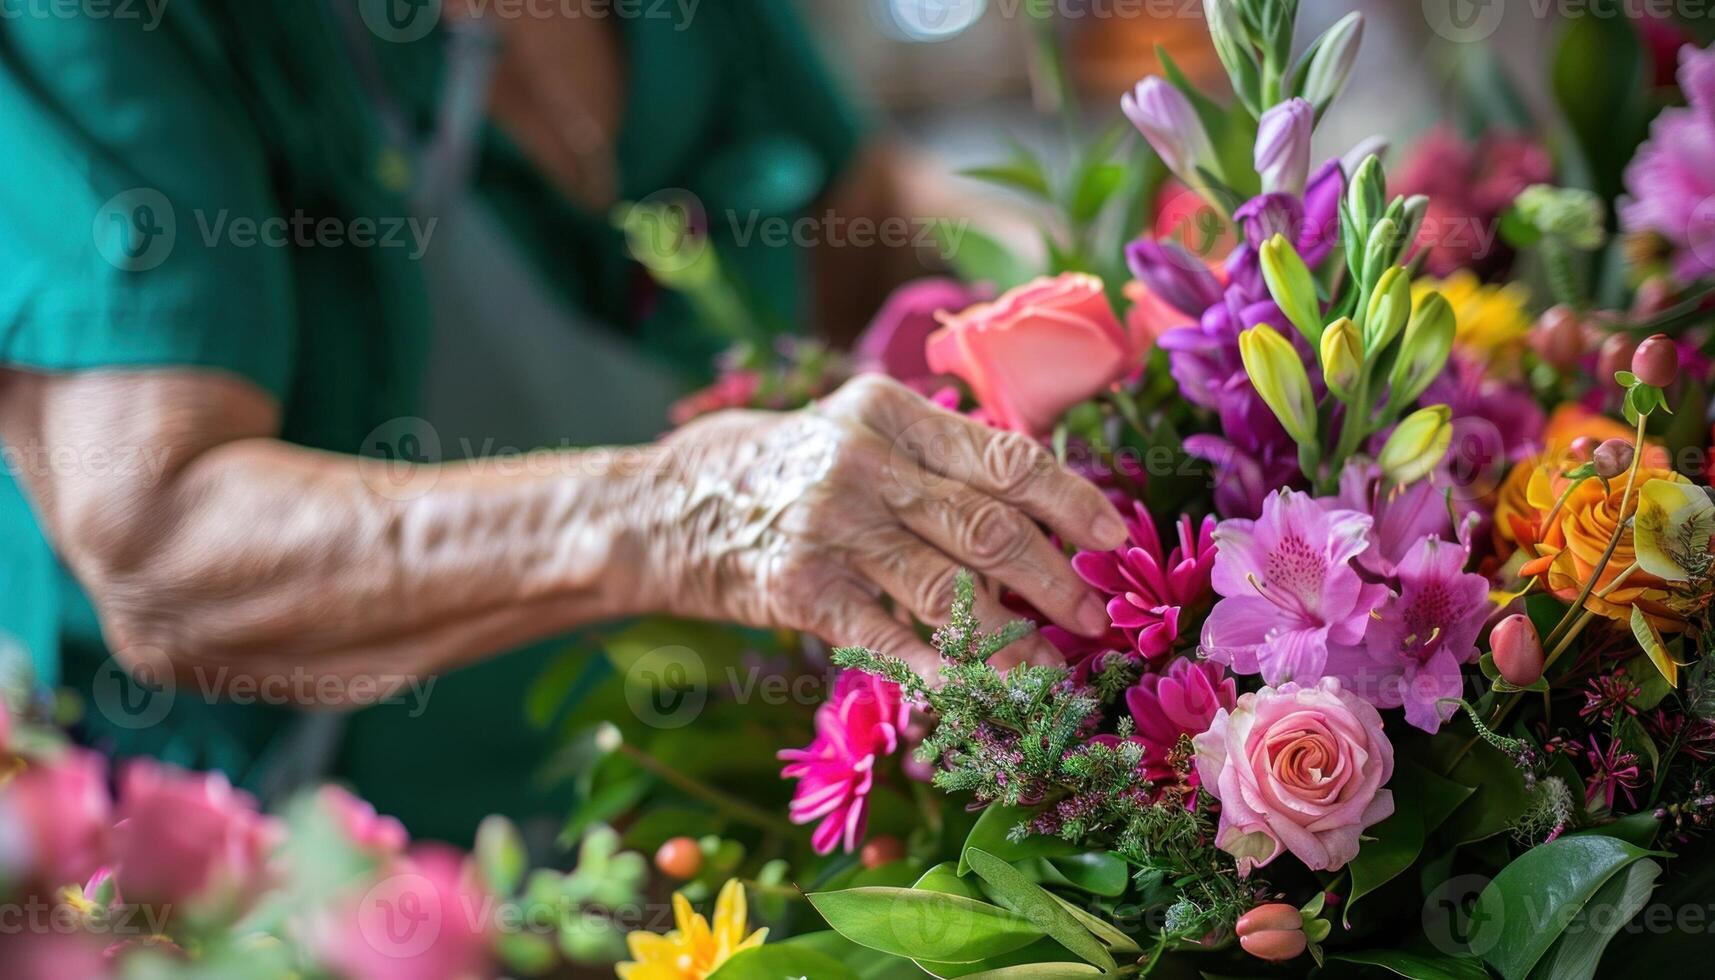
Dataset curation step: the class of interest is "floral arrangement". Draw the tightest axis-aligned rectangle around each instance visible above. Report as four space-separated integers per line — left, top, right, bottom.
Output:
604 3 1715 979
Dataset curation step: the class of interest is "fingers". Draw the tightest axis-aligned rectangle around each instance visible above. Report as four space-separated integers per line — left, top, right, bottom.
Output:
848 531 1017 629
988 633 1064 672
810 580 941 679
886 480 1110 638
827 375 1126 553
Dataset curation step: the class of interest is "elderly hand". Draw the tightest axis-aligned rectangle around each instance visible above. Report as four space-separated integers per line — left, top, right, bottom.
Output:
633 375 1126 672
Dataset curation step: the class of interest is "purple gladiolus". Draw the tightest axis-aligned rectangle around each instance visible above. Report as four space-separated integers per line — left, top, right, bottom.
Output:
1324 537 1492 733
1122 77 1215 185
1201 490 1389 684
1256 99 1314 197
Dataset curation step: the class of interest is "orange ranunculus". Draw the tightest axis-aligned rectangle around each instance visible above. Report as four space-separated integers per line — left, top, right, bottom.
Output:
1517 466 1701 631
1493 404 1668 551
926 273 1144 437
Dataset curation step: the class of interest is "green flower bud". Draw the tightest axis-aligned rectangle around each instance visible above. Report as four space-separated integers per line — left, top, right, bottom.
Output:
1260 233 1324 344
1361 217 1402 286
1378 404 1453 485
1319 316 1363 403
1513 183 1608 251
1346 154 1386 233
1388 291 1457 409
1363 266 1412 352
1401 195 1430 246
1239 323 1319 447
1298 12 1364 112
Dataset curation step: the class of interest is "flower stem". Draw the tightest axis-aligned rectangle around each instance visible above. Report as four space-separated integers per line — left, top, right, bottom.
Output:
1543 412 1648 649
615 742 798 836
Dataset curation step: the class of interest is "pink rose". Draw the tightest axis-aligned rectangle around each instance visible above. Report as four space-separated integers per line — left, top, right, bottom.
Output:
926 273 1144 436
312 845 494 980
318 786 409 858
856 277 992 382
0 748 112 889
112 760 281 921
1193 678 1394 876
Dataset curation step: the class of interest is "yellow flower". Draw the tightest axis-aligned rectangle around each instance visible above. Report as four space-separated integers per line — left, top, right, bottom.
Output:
617 879 767 980
1413 270 1530 366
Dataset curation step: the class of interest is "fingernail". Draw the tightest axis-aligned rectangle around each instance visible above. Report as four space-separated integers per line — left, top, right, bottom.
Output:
1076 593 1110 636
1094 513 1127 549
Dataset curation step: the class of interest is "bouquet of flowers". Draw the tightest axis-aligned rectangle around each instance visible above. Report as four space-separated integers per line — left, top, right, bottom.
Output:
602 2 1715 978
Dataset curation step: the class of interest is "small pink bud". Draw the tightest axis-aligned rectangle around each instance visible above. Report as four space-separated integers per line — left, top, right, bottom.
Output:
1631 276 1676 318
1236 903 1307 962
1490 614 1544 687
1593 438 1635 479
1597 333 1638 385
1569 435 1599 461
1532 305 1587 370
1631 333 1680 388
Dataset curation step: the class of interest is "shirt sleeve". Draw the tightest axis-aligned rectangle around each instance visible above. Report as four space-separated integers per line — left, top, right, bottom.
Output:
0 13 298 400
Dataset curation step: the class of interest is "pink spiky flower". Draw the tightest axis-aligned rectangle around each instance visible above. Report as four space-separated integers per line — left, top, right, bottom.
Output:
1060 504 1216 677
778 671 909 855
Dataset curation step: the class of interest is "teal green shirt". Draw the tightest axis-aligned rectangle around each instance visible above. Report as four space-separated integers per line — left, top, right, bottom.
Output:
0 0 862 841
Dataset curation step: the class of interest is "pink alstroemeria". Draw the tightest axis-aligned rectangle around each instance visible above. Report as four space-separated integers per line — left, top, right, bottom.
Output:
778 671 909 855
1125 658 1237 784
1325 536 1491 733
1069 505 1216 675
1201 490 1388 684
1324 459 1453 578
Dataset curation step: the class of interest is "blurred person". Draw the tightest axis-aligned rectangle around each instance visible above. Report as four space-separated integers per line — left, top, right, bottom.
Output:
0 0 1120 841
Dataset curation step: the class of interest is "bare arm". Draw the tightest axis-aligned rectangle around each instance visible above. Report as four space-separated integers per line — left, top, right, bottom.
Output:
0 369 1122 701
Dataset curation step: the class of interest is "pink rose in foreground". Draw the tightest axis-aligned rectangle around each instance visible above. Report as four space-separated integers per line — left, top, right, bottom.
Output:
1193 678 1394 876
857 277 992 382
926 273 1143 436
0 932 109 980
313 845 493 980
0 748 112 889
112 760 281 921
778 671 909 855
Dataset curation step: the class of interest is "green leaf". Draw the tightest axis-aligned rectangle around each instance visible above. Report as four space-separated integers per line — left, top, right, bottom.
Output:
1041 852 1128 897
938 223 1031 292
1419 736 1531 845
1473 835 1668 979
916 939 1087 979
1630 605 1681 688
917 861 989 902
707 944 858 980
1045 891 1140 955
806 887 1045 964
962 163 1054 202
960 804 1077 875
965 849 1116 972
1525 858 1660 980
945 966 1103 979
1345 760 1476 925
1551 10 1648 204
780 932 902 979
475 815 527 897
1332 949 1492 980
1070 163 1127 227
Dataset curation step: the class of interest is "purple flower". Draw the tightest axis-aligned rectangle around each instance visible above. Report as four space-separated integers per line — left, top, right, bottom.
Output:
1125 239 1223 320
1324 536 1491 733
1324 458 1452 578
1201 490 1388 684
1065 506 1216 674
1256 99 1314 197
1125 658 1236 784
855 278 991 382
1122 78 1215 185
1620 42 1715 281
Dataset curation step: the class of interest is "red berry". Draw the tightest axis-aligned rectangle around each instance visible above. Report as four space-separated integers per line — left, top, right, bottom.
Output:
655 837 704 880
1597 333 1638 385
1631 333 1680 388
1532 305 1587 370
1490 614 1545 687
1569 435 1599 461
859 836 905 869
1592 438 1635 479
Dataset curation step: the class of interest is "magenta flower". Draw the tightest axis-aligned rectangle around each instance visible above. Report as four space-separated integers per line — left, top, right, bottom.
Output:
1583 736 1645 811
1324 536 1491 733
312 844 493 980
0 748 111 890
778 671 909 855
1201 489 1388 685
1621 42 1715 281
1069 506 1216 673
1125 658 1236 784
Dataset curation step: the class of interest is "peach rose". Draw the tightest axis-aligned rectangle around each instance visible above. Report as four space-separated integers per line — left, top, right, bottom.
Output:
926 273 1144 436
1193 678 1394 876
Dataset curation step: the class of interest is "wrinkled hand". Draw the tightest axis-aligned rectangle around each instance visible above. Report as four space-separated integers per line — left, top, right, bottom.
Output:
635 375 1126 673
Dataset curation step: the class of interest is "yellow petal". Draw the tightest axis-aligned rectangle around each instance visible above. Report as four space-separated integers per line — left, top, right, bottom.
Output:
712 879 748 950
1632 478 1714 582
